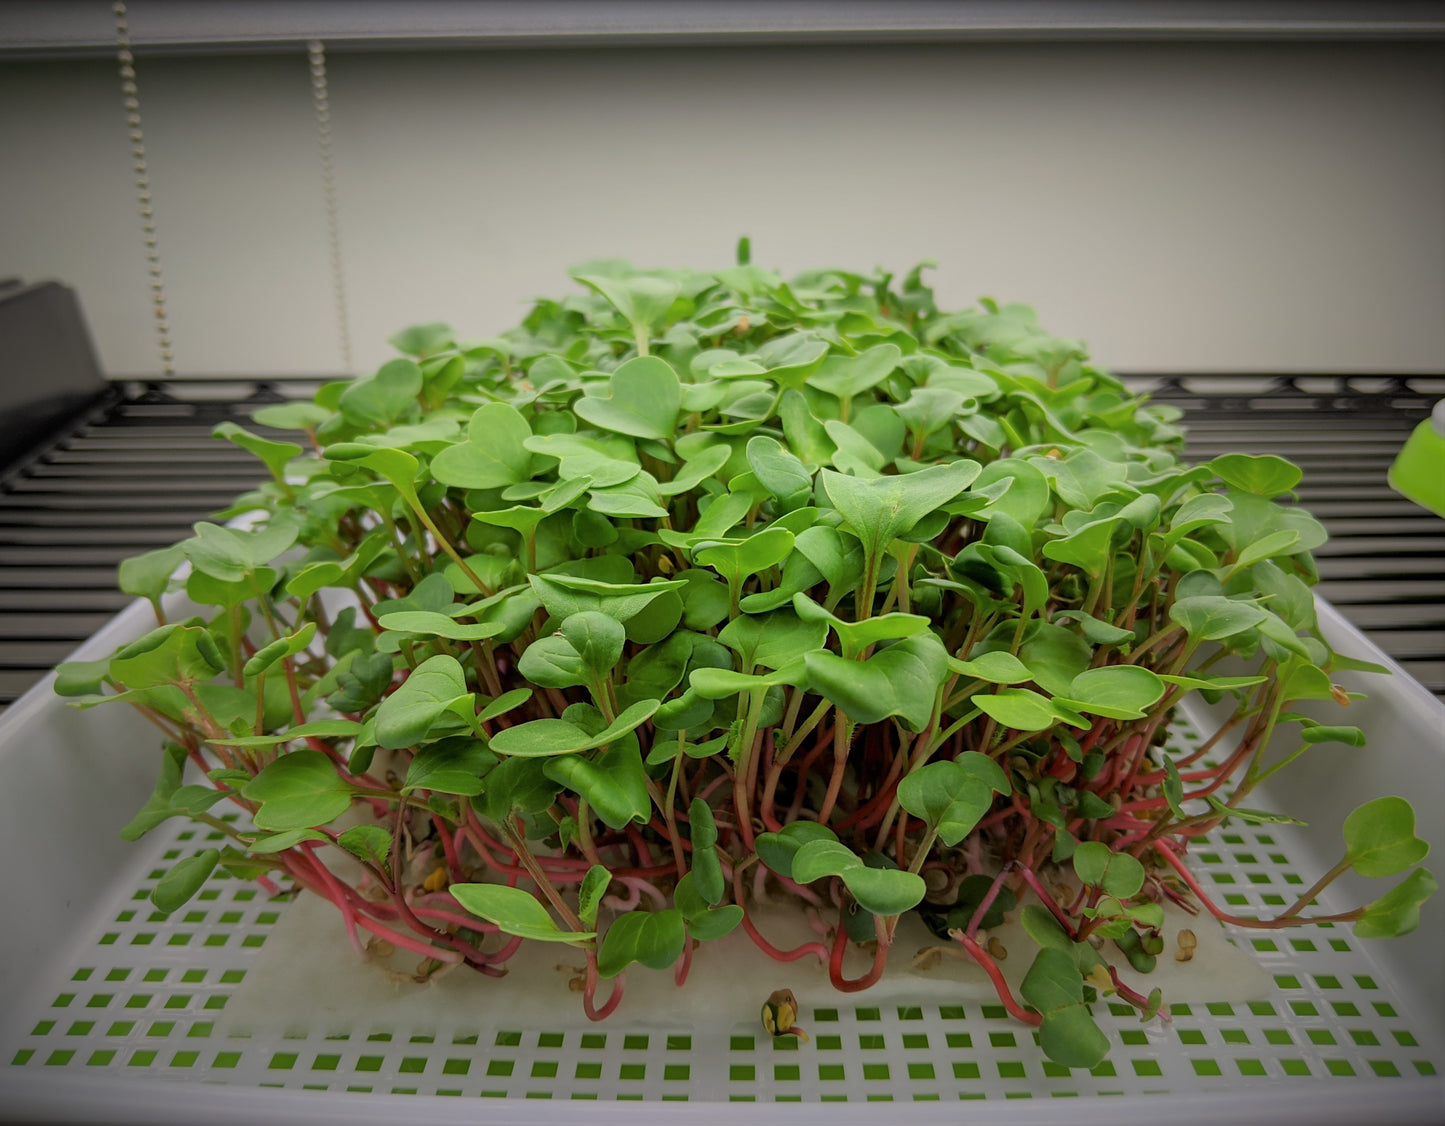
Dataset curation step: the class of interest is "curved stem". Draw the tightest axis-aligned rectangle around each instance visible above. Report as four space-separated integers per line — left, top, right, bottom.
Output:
951 931 1041 1026
827 907 890 993
582 950 625 1021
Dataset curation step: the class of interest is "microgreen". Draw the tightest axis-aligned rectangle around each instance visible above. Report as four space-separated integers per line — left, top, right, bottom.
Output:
65 249 1431 1068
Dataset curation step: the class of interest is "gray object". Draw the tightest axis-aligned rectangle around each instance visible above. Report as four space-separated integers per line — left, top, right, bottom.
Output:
0 280 110 473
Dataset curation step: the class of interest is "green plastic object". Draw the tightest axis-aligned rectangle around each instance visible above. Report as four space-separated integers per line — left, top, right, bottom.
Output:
1388 401 1445 517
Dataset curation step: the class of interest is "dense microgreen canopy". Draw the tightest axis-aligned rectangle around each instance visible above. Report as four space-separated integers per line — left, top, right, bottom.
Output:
64 249 1430 1069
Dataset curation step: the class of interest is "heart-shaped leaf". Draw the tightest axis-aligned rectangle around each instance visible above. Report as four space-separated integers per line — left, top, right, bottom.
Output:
1060 665 1166 721
1020 947 1110 1070
430 403 535 489
241 623 319 679
1343 797 1431 878
973 688 1062 732
1169 595 1269 642
561 611 627 676
804 634 949 732
789 839 926 916
896 754 1011 845
338 358 422 427
820 461 981 561
182 520 298 583
403 738 495 796
245 828 329 854
947 651 1034 685
597 908 686 977
118 544 187 612
755 821 838 880
792 594 930 659
374 655 472 750
529 573 685 623
717 608 826 672
809 343 901 402
544 738 651 829
659 444 730 496
119 743 188 841
746 435 812 506
377 610 507 642
696 527 795 590
574 355 681 441
242 751 355 831
213 421 302 483
1072 841 1146 899
574 273 679 338
1206 453 1303 498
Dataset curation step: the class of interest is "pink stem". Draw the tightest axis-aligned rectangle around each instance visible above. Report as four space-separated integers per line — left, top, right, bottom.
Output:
952 931 1041 1026
582 950 625 1020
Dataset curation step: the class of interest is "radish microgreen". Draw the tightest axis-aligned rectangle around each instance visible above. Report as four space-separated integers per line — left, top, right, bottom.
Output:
60 247 1432 1069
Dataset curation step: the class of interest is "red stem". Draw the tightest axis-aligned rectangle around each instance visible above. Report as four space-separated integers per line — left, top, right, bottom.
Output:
827 907 890 993
582 950 625 1020
952 931 1041 1026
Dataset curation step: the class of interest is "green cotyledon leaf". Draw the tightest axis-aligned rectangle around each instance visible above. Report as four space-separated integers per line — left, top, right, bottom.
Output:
1205 452 1303 498
241 751 355 832
403 738 495 796
596 909 687 977
242 622 318 679
792 592 929 659
451 883 593 943
1072 841 1145 899
695 527 795 589
574 273 679 336
896 754 1011 846
1020 947 1110 1069
528 573 686 623
574 355 682 441
1342 797 1430 878
717 607 826 672
150 849 220 915
212 421 302 483
789 839 926 916
1354 868 1437 938
430 402 535 489
488 699 660 758
803 634 949 732
373 654 473 750
337 358 422 427
819 461 981 561
689 798 725 905
755 822 838 880
1057 665 1166 721
543 737 651 829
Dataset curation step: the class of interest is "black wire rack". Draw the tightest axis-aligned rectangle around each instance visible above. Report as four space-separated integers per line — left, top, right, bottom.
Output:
0 375 1440 715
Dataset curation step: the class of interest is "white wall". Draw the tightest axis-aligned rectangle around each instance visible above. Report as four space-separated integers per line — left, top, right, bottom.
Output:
1 41 1442 378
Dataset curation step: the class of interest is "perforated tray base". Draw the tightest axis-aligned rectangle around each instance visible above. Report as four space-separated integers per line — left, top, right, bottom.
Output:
3 721 1440 1107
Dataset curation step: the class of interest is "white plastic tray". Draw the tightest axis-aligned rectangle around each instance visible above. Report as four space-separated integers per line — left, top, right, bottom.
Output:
0 596 1441 1125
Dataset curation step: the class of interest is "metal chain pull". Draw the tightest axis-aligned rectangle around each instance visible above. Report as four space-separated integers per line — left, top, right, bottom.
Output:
308 39 354 372
112 0 174 377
